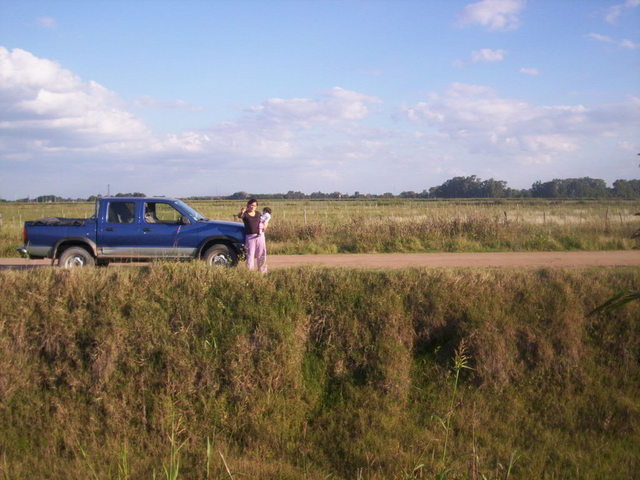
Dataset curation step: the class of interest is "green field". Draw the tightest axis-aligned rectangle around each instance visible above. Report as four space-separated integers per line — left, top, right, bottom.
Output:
1 198 639 258
1 264 639 479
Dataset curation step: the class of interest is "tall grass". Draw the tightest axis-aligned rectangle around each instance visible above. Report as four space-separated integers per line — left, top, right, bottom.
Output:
1 264 639 478
1 199 639 256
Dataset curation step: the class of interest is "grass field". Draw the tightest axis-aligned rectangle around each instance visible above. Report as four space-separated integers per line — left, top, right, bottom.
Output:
1 264 639 479
1 198 639 257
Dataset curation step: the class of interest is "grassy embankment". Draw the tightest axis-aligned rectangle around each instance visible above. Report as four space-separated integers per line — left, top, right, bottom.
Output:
1 199 639 257
1 264 639 479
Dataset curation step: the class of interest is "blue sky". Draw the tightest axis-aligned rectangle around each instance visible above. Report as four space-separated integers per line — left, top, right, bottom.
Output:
1 0 638 198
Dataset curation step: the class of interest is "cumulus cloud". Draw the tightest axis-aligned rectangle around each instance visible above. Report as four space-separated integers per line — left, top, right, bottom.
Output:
0 47 152 153
248 87 381 127
2 46 636 197
0 46 384 177
471 48 507 62
588 33 639 49
453 49 507 68
604 0 640 24
519 67 540 75
404 82 640 164
458 0 525 32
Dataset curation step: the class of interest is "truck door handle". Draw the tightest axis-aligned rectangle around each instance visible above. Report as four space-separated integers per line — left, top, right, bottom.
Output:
105 227 114 232
143 228 151 232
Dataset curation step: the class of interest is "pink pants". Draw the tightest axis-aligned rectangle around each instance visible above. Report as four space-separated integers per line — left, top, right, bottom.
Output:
245 234 267 273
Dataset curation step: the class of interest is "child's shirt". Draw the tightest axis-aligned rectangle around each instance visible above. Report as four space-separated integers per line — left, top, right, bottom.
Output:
259 212 271 233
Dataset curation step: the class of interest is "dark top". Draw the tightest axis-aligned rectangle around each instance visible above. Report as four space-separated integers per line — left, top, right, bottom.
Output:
242 212 261 235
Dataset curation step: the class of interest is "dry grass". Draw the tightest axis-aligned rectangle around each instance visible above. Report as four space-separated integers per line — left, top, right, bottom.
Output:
1 264 639 478
1 199 639 257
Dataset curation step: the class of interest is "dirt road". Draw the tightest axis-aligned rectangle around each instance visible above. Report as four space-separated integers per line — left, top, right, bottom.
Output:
1 251 639 270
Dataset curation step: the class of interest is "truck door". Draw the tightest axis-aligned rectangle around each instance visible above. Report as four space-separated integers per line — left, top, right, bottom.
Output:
138 201 195 258
97 200 140 256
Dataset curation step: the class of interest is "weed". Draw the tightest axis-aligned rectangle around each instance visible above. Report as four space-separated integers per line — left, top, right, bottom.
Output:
590 289 640 315
163 415 187 480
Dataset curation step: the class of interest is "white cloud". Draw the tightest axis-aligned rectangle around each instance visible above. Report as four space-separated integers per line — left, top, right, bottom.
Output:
0 47 152 152
604 0 640 24
404 83 640 165
0 47 385 175
588 32 640 49
458 0 526 32
133 95 204 112
519 67 540 75
36 17 57 29
619 39 640 49
1 47 637 197
248 87 381 126
471 48 507 62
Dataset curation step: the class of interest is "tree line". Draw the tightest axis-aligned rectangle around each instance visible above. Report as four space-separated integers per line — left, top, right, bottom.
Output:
3 177 639 202
216 176 639 200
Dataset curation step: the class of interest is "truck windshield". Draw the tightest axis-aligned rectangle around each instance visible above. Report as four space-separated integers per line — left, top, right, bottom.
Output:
176 200 207 221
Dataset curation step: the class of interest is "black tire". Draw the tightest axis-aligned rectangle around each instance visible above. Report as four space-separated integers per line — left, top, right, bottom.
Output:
58 246 95 268
203 244 237 267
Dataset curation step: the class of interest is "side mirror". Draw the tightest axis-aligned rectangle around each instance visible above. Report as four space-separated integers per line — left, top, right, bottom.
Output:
179 216 191 225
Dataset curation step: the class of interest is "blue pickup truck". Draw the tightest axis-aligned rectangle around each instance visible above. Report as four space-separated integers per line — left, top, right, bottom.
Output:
18 197 245 267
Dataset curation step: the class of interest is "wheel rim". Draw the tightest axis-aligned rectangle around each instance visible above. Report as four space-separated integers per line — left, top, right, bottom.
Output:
210 254 231 266
64 255 87 267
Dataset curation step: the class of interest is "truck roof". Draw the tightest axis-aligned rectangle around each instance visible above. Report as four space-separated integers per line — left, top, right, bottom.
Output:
100 197 179 202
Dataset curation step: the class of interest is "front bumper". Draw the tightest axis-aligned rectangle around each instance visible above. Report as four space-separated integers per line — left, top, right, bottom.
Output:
233 242 246 259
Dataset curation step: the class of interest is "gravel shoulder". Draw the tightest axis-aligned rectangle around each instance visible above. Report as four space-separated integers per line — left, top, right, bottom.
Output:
1 251 639 270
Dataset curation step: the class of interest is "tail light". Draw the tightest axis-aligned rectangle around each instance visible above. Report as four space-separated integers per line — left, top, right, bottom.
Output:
23 225 28 244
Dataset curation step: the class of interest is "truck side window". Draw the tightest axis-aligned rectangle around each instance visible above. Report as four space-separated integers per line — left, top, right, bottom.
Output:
145 202 182 224
107 202 135 224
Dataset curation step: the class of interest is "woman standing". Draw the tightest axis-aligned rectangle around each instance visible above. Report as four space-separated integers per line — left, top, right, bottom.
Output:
238 198 267 272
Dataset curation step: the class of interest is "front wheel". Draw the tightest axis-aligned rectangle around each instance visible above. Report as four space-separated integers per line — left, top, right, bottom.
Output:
203 244 238 267
58 247 95 268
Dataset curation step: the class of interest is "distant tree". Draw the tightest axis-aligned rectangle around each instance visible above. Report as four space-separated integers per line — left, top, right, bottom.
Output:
36 195 64 203
531 180 559 198
565 178 607 197
229 191 250 200
503 187 529 198
479 178 507 198
285 190 306 199
430 175 479 198
400 191 418 198
611 179 640 199
531 178 608 198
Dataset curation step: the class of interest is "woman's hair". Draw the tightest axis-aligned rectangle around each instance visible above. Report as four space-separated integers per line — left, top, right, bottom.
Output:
263 207 272 214
247 198 258 206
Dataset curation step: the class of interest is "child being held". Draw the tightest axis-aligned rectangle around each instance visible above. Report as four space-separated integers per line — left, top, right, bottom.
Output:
259 207 272 235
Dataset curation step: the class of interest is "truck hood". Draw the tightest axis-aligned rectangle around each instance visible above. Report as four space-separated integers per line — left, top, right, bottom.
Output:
204 219 243 228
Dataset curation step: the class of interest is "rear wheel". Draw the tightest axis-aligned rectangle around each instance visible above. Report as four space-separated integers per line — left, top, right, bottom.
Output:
58 247 95 268
203 244 237 267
